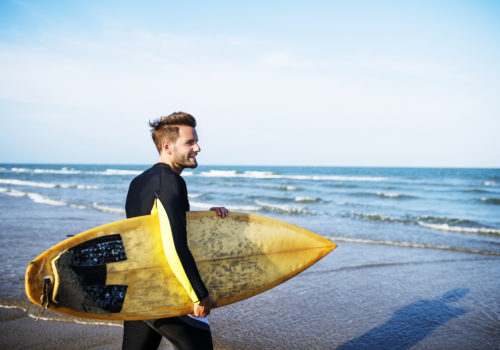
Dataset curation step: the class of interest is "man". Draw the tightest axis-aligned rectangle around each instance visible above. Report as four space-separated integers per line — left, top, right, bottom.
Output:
123 112 228 350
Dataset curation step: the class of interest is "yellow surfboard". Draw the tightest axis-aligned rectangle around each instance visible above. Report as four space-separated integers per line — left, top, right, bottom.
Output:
25 211 336 321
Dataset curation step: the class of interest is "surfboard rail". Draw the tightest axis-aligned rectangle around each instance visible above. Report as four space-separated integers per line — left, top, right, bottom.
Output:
26 212 336 320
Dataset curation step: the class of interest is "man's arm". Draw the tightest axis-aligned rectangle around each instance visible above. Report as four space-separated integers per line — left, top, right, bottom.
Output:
159 172 209 304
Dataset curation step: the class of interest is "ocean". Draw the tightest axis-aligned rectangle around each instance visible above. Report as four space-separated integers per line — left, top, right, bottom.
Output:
0 164 499 349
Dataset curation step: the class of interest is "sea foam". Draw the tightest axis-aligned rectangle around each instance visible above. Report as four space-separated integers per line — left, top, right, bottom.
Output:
34 167 82 175
417 222 500 236
0 178 99 190
199 169 388 182
0 179 56 188
328 236 500 256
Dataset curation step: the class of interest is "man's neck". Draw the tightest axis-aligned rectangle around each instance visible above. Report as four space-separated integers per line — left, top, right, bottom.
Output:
158 156 183 174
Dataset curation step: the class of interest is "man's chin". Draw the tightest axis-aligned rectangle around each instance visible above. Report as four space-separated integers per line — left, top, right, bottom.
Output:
185 161 198 169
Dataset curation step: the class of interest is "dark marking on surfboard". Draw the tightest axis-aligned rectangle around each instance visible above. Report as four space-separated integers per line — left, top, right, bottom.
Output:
53 234 128 314
68 234 127 265
70 265 107 285
82 285 128 313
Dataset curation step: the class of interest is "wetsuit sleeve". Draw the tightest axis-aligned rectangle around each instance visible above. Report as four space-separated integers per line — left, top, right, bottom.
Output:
152 199 202 304
157 173 209 304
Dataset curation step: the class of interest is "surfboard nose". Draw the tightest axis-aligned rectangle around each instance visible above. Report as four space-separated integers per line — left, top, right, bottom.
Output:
324 238 337 254
25 258 54 306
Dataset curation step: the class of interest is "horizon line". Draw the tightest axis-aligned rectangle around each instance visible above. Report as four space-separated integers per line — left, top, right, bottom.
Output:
0 162 499 170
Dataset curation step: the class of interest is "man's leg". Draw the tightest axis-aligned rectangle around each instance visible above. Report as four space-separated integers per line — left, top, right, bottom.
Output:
145 316 214 350
122 320 162 350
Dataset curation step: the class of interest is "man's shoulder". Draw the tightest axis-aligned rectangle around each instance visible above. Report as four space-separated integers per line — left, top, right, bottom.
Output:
131 163 184 187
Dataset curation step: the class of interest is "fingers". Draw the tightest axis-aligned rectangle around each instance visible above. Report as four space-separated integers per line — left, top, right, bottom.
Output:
192 296 218 317
193 303 209 317
193 308 208 317
210 207 229 218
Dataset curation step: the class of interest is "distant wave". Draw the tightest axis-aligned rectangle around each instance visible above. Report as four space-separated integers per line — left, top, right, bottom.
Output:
376 192 415 199
249 194 290 203
346 211 500 236
254 200 313 215
0 185 315 216
88 169 141 176
325 183 358 189
0 187 124 215
199 170 388 182
272 185 301 191
417 222 500 235
10 167 34 173
247 193 322 205
189 199 313 215
351 191 416 200
477 197 500 205
0 178 56 188
89 203 125 215
461 188 491 194
414 215 500 236
346 212 408 223
189 201 260 212
5 167 140 176
329 236 500 256
4 166 389 182
295 196 320 203
200 170 273 179
0 178 99 190
34 167 82 174
484 181 497 187
0 187 67 206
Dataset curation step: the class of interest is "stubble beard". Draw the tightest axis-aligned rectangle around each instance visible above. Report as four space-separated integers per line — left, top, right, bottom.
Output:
175 153 198 171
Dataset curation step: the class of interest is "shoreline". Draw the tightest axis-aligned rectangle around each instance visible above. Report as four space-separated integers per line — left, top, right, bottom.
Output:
2 242 499 349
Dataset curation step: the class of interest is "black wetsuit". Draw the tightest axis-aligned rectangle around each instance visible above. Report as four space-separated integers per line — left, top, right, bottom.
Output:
122 163 213 350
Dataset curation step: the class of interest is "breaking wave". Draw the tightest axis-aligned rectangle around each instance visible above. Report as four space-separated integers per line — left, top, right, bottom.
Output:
0 187 124 215
254 200 313 215
346 211 500 236
328 236 500 256
0 178 99 190
199 170 388 182
351 191 416 199
295 196 320 203
3 167 140 176
477 197 500 205
88 169 141 176
189 201 260 212
416 222 500 235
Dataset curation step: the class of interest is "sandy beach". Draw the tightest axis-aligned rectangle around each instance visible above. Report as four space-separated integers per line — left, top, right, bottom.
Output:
2 242 499 350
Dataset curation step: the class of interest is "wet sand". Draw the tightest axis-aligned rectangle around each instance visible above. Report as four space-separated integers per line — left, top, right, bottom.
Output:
2 242 499 349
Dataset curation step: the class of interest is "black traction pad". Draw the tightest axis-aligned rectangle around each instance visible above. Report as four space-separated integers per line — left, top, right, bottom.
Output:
53 234 128 314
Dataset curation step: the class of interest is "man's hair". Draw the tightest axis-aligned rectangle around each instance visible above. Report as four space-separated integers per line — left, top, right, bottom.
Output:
149 112 197 154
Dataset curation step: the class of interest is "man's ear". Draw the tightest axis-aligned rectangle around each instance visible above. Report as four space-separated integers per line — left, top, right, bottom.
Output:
162 140 172 154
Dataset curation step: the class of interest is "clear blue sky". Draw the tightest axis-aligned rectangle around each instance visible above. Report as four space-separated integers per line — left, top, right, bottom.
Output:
1 0 499 167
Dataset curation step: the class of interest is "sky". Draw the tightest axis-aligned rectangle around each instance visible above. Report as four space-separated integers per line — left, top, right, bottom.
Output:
0 0 499 167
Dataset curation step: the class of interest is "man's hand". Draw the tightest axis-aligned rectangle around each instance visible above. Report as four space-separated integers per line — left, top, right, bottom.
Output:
193 296 218 317
210 207 229 218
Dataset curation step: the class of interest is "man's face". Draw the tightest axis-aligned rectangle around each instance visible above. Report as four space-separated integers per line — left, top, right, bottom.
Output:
170 125 201 170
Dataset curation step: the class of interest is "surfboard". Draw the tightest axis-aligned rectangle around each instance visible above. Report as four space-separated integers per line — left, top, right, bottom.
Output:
25 211 336 320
